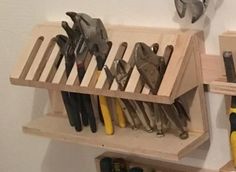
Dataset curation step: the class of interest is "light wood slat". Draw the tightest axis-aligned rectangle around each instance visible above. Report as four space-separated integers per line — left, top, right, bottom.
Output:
110 42 136 91
25 35 52 81
33 40 56 81
52 58 65 84
125 66 141 93
66 63 78 86
80 55 97 87
142 85 150 95
220 160 236 172
39 44 60 82
96 152 217 172
95 42 120 89
23 115 209 161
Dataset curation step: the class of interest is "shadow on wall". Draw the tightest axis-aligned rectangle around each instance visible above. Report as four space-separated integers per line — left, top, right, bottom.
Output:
31 89 49 120
173 0 224 40
41 140 105 172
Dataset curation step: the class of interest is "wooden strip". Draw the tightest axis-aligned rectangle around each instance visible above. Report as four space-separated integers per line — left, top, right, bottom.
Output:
18 37 44 79
125 66 141 93
96 152 216 172
23 115 208 161
52 58 66 84
220 160 236 172
201 54 223 84
33 39 56 81
66 63 78 86
39 43 60 82
142 85 150 95
25 36 52 81
80 55 97 87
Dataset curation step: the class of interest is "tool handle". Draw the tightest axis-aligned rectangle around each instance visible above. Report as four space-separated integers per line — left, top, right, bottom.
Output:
78 93 89 126
115 98 126 128
98 96 114 135
69 92 83 131
60 91 75 126
230 113 236 167
80 93 97 132
61 91 83 131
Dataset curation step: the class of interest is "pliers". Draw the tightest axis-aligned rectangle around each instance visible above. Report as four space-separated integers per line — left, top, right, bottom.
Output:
105 58 153 132
55 13 98 133
174 0 209 23
134 42 190 139
66 12 127 135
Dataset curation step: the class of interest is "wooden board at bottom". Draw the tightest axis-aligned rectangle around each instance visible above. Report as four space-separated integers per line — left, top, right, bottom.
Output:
95 152 216 172
23 115 209 161
220 161 236 172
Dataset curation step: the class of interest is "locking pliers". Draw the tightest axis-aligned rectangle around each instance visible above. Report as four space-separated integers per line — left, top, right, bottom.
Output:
175 0 209 23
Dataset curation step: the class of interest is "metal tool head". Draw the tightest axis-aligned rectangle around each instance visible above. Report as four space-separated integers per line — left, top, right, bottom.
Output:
66 12 110 69
175 0 208 23
104 65 115 86
134 42 162 94
114 59 133 91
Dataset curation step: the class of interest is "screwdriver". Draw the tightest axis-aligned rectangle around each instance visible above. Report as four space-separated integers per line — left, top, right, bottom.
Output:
222 51 236 167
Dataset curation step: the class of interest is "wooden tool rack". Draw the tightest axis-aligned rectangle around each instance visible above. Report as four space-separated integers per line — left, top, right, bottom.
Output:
10 22 209 161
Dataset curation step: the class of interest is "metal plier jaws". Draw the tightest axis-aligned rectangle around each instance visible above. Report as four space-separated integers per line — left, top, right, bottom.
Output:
66 12 109 69
134 42 165 94
174 0 209 23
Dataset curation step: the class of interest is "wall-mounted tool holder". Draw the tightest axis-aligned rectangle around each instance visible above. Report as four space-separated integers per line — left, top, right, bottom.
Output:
10 22 209 161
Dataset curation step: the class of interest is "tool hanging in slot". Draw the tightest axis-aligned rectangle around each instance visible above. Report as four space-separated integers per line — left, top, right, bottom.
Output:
134 42 190 139
54 11 190 139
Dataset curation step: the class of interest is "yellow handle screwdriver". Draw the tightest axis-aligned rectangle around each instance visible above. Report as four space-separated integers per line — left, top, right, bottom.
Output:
223 51 236 167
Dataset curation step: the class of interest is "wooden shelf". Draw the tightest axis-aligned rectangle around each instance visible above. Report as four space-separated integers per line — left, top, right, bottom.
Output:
10 22 209 161
220 161 236 172
202 31 236 96
23 115 208 161
95 152 216 172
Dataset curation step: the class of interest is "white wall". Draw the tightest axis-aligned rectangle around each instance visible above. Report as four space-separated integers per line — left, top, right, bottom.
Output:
0 0 234 171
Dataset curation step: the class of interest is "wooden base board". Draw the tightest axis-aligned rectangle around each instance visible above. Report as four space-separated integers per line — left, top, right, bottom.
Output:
95 152 216 172
220 161 236 172
23 115 209 161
